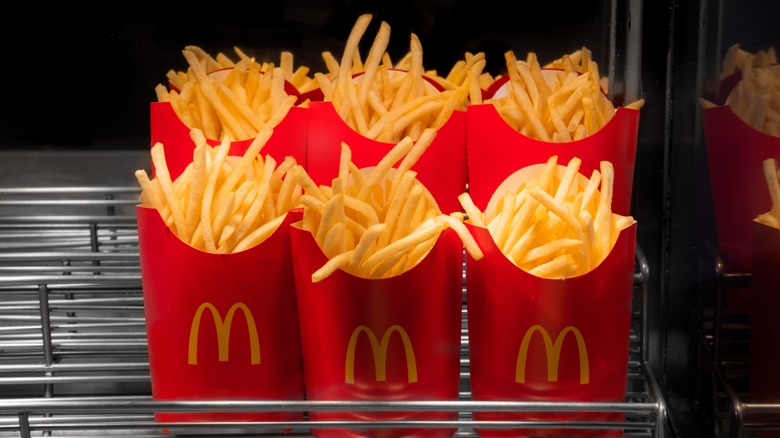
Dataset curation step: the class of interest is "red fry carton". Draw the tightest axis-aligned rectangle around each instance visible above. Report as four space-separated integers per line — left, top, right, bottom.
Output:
137 205 306 423
702 105 780 274
149 101 309 181
749 221 780 436
306 100 467 214
466 103 640 216
290 224 464 438
465 221 637 437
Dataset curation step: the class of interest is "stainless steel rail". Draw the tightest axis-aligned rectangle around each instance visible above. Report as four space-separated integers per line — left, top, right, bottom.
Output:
0 187 668 437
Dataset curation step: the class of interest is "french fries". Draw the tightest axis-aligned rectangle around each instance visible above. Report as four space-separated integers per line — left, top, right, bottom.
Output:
425 51 493 105
720 43 778 81
290 128 483 282
459 156 635 278
700 44 780 136
155 46 313 142
756 158 780 229
723 63 780 137
135 126 303 253
317 14 478 143
487 47 645 142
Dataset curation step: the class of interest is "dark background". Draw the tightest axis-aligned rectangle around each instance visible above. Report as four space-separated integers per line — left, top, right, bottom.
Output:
0 1 606 150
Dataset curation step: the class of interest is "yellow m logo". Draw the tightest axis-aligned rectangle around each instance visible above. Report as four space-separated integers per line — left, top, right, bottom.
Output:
188 302 261 365
515 324 589 384
345 324 417 384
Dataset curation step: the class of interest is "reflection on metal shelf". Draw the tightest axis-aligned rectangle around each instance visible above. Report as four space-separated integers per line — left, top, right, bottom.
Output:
0 187 668 437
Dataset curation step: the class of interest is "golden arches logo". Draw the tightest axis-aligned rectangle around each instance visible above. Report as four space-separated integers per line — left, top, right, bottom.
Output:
515 324 589 384
188 302 261 365
345 324 417 384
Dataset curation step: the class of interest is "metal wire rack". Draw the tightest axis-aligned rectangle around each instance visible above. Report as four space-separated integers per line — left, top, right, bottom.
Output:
697 246 780 437
0 187 668 437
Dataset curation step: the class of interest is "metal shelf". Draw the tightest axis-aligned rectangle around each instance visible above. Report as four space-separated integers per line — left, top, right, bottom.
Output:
697 246 780 437
0 187 668 437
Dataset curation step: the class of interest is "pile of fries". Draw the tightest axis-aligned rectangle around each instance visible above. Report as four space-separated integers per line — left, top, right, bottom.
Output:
486 47 645 142
458 156 635 278
289 128 483 282
700 44 780 137
723 64 780 137
720 43 778 81
155 46 315 141
314 14 483 143
135 126 303 253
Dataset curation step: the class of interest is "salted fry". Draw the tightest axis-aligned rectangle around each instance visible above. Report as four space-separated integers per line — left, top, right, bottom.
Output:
528 254 578 278
312 250 356 283
150 142 189 243
458 192 485 227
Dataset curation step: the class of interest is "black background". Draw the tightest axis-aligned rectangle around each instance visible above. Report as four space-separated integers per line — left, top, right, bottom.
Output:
0 1 606 150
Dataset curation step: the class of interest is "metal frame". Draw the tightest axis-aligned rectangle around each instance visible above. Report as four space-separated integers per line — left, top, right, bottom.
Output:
0 187 668 437
697 246 780 437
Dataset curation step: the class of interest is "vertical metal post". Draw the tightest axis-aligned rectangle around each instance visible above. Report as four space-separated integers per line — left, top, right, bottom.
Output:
106 193 116 217
625 0 644 103
63 259 75 319
608 0 618 102
713 0 725 99
637 246 650 363
90 221 99 253
106 192 119 246
712 370 724 437
90 221 100 276
38 284 54 399
713 258 723 362
18 411 31 438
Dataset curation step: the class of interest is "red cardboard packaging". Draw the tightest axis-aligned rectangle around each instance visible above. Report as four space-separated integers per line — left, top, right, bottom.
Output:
465 221 636 437
149 101 309 181
463 159 637 437
136 205 306 423
702 105 780 274
306 100 467 215
466 103 640 216
749 221 780 436
290 223 464 438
